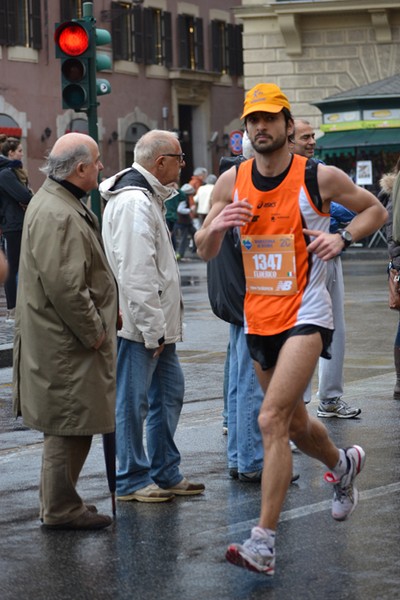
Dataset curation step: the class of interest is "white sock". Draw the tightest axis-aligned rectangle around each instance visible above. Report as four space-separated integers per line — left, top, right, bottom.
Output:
332 448 347 477
254 526 276 548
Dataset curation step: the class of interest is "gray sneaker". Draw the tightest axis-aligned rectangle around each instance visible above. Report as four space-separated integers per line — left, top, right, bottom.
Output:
324 445 366 521
226 526 275 575
317 398 361 419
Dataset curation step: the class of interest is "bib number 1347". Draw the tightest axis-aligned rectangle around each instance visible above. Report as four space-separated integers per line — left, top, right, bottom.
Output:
241 234 297 295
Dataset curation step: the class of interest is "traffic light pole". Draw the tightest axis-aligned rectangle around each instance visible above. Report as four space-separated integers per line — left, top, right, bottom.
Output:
55 2 111 223
83 1 102 223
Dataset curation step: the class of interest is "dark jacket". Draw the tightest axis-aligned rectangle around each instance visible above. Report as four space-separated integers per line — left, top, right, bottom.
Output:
0 155 32 233
379 171 400 269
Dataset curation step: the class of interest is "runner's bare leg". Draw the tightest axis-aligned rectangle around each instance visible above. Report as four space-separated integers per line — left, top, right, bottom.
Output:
254 332 340 530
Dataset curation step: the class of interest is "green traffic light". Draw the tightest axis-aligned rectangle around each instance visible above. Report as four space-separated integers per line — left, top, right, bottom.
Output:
95 28 111 46
63 84 88 110
96 54 112 72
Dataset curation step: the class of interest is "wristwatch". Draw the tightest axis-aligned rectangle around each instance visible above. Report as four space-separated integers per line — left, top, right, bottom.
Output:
336 229 353 249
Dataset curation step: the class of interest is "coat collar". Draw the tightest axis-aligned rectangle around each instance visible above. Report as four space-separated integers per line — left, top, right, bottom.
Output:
132 162 177 204
42 178 98 227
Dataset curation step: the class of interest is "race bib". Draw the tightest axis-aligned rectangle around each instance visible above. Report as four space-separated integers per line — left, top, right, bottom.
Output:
241 234 297 295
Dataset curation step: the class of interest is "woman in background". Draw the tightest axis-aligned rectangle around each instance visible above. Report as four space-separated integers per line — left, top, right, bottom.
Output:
0 136 33 322
379 156 400 399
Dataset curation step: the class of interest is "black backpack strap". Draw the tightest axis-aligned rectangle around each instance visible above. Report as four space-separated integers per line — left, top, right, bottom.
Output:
305 158 323 211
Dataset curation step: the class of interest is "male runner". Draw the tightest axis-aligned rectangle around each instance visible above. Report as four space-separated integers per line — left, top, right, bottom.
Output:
195 83 387 575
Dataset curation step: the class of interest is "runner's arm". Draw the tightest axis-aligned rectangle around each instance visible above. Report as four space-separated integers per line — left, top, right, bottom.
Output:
304 164 387 260
195 167 253 261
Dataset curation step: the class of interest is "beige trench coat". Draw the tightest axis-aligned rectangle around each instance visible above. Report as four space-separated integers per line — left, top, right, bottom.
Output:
12 178 118 436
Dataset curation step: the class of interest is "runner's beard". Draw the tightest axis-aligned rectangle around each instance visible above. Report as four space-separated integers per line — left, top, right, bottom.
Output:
251 131 288 155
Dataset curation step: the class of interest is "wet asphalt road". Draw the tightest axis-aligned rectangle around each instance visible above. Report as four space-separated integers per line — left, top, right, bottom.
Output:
0 255 400 600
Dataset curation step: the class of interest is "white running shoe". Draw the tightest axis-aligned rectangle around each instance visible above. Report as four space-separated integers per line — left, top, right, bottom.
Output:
226 527 276 575
324 445 366 521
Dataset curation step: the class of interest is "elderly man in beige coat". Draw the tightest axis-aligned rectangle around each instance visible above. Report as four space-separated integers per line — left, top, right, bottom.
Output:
13 133 118 530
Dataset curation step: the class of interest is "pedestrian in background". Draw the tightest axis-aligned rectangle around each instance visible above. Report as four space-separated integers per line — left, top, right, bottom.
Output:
175 183 197 260
208 133 264 481
188 166 207 220
165 182 183 249
194 174 217 224
378 157 400 399
101 130 205 503
196 82 386 575
291 119 360 419
0 135 33 322
189 166 208 193
13 132 118 530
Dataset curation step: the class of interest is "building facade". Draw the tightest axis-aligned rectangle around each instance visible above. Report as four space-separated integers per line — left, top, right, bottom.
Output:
234 0 400 179
0 0 245 190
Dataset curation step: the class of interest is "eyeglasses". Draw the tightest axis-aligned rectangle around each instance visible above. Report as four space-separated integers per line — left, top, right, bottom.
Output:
159 153 186 164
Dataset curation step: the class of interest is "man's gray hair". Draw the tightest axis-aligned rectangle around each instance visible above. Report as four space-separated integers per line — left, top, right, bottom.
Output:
134 130 179 168
40 143 93 180
194 167 208 178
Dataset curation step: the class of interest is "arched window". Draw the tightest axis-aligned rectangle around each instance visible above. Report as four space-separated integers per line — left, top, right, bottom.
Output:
0 114 22 137
65 118 88 134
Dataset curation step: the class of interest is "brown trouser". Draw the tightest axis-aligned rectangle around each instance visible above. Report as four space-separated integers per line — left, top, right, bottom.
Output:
40 434 92 525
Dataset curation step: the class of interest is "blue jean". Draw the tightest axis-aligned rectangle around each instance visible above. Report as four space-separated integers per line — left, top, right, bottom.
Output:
222 342 230 428
116 338 185 495
227 324 264 473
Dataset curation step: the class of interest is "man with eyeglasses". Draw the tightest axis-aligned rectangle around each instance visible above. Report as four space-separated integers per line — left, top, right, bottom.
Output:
101 130 205 503
291 120 361 419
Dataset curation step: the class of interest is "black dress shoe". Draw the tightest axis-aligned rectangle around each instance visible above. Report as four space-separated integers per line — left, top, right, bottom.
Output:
238 470 300 484
42 510 112 530
40 503 97 523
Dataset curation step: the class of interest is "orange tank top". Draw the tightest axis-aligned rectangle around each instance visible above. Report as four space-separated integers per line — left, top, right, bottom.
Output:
235 154 332 335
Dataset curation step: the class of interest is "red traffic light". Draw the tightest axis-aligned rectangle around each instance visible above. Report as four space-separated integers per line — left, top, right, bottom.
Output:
55 22 89 56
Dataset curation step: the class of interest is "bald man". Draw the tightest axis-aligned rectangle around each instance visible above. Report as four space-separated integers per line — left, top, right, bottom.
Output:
13 133 118 530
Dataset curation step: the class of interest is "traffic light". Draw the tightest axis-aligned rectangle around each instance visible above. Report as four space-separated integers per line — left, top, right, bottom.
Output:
95 28 112 98
54 20 93 111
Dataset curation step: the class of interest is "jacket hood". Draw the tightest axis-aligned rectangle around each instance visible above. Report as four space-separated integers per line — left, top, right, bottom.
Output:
380 171 397 196
99 163 177 205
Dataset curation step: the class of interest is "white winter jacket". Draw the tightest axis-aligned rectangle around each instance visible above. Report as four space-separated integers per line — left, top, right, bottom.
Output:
101 163 183 349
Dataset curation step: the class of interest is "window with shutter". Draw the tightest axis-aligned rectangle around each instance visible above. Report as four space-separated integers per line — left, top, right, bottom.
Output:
178 14 203 70
111 2 143 63
143 7 172 67
144 7 155 65
177 14 188 69
0 0 7 46
0 0 43 49
194 18 204 70
211 21 221 73
163 11 172 68
133 4 143 64
60 0 83 21
31 0 41 49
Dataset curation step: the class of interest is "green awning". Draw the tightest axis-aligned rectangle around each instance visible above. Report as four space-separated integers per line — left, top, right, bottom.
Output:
316 128 400 150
